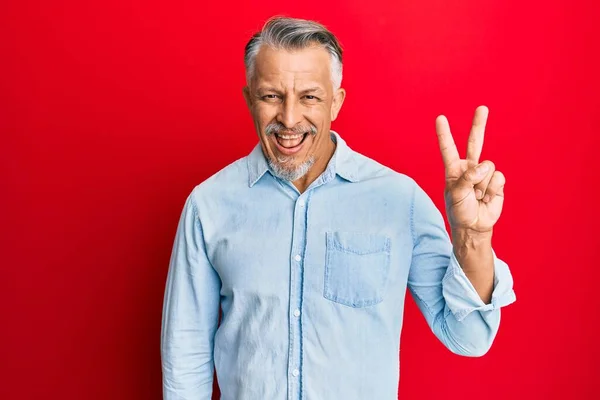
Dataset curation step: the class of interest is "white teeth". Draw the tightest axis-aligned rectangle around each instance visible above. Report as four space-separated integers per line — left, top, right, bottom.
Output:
276 133 303 139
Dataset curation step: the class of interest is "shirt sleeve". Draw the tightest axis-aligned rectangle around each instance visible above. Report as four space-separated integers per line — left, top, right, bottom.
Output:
161 190 221 399
407 182 516 357
443 248 516 322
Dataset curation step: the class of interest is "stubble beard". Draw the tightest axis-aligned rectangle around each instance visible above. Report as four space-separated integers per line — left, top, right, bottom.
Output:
264 122 318 182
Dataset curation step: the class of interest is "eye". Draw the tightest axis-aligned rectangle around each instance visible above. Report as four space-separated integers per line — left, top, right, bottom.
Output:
303 95 319 101
261 94 280 102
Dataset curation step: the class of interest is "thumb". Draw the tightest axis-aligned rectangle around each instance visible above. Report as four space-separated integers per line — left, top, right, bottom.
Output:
458 162 491 189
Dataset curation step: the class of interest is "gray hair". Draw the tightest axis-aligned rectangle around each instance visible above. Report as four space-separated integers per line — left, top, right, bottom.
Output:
244 17 344 89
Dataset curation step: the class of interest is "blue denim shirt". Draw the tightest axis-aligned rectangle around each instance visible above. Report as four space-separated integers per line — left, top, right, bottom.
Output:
161 132 516 400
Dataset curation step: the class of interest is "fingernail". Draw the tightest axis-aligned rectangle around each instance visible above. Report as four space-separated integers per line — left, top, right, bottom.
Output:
483 195 491 202
475 189 483 199
479 165 489 175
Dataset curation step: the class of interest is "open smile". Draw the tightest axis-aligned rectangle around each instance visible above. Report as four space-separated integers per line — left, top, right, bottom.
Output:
272 132 310 155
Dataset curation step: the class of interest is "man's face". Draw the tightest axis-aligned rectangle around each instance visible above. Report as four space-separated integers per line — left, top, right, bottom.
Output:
244 45 345 181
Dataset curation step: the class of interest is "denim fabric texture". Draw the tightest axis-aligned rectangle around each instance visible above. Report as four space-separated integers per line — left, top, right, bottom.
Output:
161 131 516 400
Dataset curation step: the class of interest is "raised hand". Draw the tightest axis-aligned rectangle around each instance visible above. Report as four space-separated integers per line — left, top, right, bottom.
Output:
435 106 505 233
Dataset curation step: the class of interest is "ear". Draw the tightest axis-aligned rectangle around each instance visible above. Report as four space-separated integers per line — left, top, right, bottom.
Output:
243 86 253 110
330 88 346 121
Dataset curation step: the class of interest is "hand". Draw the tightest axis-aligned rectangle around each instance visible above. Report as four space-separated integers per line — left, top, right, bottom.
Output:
435 106 505 233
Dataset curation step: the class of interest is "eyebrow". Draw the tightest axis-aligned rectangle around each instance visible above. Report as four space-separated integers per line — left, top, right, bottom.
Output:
255 86 325 95
256 87 281 93
299 87 324 94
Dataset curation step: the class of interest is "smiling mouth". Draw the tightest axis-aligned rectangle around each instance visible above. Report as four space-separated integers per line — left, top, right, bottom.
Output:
275 132 309 149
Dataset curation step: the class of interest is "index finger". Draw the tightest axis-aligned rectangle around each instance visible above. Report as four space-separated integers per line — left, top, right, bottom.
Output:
466 105 489 164
436 115 460 169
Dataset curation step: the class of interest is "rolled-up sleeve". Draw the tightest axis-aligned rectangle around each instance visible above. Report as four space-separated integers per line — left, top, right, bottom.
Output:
161 190 221 399
443 249 516 322
407 182 516 357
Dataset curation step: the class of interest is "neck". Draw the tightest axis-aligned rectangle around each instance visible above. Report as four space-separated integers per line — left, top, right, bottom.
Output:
292 136 336 193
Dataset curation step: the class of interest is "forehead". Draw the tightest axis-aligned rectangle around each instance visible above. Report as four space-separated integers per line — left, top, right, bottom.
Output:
253 45 332 89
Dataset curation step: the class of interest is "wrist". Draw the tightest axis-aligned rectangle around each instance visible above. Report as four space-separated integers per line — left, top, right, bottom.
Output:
451 227 493 241
451 228 493 263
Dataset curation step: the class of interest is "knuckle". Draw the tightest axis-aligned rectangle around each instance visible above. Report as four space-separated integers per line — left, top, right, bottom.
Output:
464 169 477 181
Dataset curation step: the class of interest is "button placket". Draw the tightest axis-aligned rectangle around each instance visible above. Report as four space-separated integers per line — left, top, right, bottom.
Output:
287 195 310 400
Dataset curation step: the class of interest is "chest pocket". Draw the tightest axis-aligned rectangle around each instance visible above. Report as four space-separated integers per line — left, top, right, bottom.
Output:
324 231 391 308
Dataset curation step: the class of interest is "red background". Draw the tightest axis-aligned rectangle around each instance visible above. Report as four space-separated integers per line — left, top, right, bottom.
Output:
2 1 599 399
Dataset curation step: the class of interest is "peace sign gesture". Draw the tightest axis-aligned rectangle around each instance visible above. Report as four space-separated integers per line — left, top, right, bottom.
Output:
436 106 505 233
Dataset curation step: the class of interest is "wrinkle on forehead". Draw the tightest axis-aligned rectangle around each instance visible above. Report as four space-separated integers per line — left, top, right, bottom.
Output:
252 45 332 93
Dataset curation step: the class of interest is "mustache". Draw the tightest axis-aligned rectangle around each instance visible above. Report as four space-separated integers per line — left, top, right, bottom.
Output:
265 122 317 136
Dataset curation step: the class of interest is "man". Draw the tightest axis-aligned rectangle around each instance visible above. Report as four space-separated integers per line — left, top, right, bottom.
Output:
161 16 516 400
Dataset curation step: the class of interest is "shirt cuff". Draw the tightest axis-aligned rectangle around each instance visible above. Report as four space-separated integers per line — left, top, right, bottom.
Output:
442 249 516 322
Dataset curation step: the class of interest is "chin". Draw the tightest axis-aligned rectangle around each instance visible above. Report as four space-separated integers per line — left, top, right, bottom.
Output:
268 155 316 182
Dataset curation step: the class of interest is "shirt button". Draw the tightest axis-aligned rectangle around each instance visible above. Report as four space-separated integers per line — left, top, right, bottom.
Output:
292 369 300 377
293 309 301 317
298 199 305 207
294 254 301 262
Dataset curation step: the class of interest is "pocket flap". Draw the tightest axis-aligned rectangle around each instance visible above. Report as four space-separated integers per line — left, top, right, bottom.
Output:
326 231 391 255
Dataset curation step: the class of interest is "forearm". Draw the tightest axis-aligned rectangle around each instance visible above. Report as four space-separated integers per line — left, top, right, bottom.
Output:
161 191 221 399
451 228 494 304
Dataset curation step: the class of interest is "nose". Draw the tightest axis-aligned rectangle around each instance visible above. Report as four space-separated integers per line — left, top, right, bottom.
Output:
277 98 303 129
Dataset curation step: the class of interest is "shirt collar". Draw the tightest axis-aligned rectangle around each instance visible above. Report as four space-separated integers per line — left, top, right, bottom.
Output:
247 130 360 187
